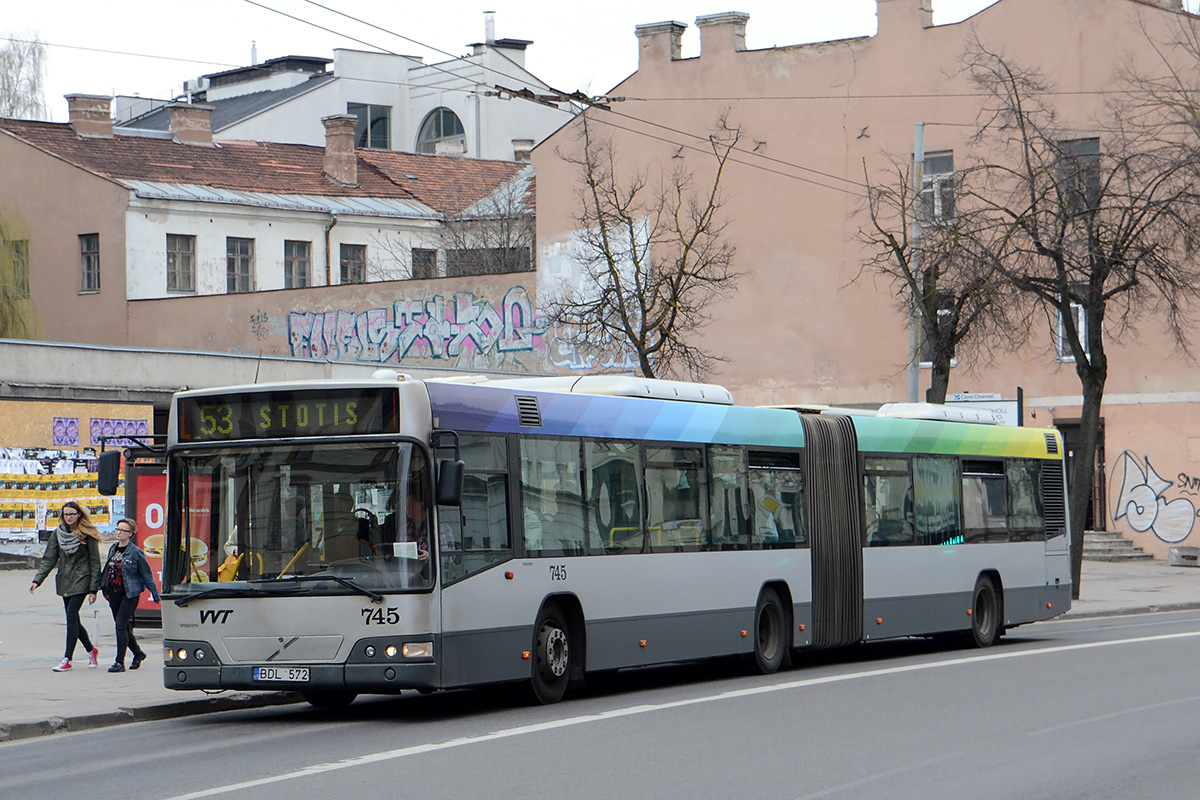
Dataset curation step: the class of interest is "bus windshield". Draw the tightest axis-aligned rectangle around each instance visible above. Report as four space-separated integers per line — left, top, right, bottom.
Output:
168 442 433 594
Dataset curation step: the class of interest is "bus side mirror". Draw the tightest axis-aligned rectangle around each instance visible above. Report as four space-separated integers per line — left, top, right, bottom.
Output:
97 451 122 496
436 459 464 507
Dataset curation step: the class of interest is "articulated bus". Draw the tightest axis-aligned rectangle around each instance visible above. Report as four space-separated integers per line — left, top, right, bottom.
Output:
100 373 1070 707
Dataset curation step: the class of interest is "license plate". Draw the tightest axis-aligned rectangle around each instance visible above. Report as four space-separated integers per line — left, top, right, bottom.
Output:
253 666 310 682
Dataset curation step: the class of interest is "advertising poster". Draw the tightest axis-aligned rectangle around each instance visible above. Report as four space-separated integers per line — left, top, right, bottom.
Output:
135 472 166 613
186 475 213 583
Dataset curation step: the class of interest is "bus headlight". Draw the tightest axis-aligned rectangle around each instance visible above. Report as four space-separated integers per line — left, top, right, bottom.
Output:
402 642 433 659
385 645 398 658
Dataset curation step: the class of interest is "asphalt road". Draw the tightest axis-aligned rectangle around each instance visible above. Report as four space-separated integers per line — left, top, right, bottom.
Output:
4 610 1200 800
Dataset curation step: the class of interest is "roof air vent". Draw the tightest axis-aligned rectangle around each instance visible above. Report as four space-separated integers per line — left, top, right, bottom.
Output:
1045 433 1059 454
515 396 542 427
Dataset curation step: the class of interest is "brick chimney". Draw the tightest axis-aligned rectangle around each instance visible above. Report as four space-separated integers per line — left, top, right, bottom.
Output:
876 0 934 34
166 102 214 145
696 12 749 56
322 114 358 187
635 21 686 71
65 94 113 138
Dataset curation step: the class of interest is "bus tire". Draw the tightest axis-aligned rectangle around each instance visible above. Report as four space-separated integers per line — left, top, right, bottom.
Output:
529 605 571 704
303 690 357 709
968 575 1001 648
753 588 787 674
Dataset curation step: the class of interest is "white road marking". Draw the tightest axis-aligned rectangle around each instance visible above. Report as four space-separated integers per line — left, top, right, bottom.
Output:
165 629 1200 799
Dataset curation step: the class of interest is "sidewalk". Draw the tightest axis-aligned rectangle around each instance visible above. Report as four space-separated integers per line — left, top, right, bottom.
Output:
3 559 1200 742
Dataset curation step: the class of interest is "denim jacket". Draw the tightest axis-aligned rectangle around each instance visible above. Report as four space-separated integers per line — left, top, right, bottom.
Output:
104 542 161 603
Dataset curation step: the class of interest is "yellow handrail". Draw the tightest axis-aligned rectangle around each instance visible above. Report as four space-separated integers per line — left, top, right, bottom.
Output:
279 542 310 577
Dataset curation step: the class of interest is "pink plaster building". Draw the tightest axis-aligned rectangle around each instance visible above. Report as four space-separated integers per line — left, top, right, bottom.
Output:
530 0 1200 558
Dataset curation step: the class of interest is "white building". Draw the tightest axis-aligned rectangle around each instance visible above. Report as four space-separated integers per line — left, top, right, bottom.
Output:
115 17 570 163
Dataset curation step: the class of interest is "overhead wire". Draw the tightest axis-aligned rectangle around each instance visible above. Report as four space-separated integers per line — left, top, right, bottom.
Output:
245 0 872 193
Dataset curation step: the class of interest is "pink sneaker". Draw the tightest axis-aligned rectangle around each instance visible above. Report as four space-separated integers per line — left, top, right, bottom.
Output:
52 658 72 672
87 647 99 669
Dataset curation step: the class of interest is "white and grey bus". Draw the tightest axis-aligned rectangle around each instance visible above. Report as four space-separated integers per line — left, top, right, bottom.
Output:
99 373 1071 707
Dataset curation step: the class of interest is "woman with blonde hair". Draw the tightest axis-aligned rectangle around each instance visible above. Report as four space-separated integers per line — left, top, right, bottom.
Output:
29 501 104 671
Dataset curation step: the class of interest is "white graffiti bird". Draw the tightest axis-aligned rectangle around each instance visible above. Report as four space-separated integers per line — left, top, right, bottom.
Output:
1113 452 1196 544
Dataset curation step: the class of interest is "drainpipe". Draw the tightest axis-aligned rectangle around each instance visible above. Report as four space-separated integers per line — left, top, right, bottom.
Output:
324 211 339 285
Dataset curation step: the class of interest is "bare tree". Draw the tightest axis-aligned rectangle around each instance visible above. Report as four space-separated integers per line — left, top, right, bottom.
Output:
544 114 739 380
367 168 535 282
860 156 1016 403
962 40 1200 597
438 170 536 278
0 33 48 120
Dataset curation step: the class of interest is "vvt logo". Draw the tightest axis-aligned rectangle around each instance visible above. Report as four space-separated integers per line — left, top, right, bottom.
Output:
199 609 235 624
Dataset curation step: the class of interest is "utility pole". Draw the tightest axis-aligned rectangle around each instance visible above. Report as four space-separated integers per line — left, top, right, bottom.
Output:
907 122 925 403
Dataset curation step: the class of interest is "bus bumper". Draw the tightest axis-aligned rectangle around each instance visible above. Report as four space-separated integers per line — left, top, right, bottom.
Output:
164 638 439 693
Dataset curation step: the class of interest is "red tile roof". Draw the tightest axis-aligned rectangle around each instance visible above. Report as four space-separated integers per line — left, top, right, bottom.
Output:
0 118 529 214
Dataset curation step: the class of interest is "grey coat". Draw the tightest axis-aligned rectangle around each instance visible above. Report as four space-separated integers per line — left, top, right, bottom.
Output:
32 525 101 597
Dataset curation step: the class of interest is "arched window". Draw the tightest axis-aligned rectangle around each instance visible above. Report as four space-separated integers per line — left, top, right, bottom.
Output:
416 108 466 154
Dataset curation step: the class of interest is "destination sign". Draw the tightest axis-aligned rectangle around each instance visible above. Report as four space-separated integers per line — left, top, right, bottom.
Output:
178 388 398 441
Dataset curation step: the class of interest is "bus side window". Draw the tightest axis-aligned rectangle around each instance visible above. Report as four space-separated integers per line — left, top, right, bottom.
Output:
709 446 751 549
645 446 706 552
863 457 913 546
443 434 511 585
748 468 804 549
913 456 962 546
520 437 587 557
585 440 643 554
1006 458 1044 540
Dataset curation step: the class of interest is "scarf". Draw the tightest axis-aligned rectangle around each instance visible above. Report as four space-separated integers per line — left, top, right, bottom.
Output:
57 524 82 555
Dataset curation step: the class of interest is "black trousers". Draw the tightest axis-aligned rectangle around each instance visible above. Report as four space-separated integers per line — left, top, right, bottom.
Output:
62 593 95 660
107 593 145 665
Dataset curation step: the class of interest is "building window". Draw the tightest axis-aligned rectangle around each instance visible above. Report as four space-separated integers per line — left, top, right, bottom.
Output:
347 103 390 150
411 248 437 279
7 240 29 298
166 234 196 293
919 151 954 225
284 240 311 289
446 247 532 277
1056 283 1089 362
340 243 366 284
1060 138 1101 214
80 234 100 292
416 108 466 155
226 237 254 293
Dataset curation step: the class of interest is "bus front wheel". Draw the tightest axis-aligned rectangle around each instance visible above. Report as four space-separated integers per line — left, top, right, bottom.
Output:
968 575 1001 648
529 605 571 704
753 588 787 674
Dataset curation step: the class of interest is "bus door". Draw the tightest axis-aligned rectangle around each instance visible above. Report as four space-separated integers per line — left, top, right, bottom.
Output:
800 415 864 648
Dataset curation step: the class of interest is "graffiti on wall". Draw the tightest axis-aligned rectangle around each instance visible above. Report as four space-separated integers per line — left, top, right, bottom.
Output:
1111 451 1199 543
288 287 548 368
546 324 640 372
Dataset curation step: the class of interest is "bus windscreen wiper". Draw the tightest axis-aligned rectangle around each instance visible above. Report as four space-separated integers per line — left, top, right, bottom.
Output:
173 585 295 606
266 573 384 602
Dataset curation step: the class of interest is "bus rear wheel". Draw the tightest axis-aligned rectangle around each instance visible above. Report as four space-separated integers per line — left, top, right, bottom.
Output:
303 690 358 709
753 588 787 674
968 575 1001 648
529 605 571 704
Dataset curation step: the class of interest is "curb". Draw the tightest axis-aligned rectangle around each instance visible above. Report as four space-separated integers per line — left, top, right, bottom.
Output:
0 691 304 743
1060 601 1200 620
